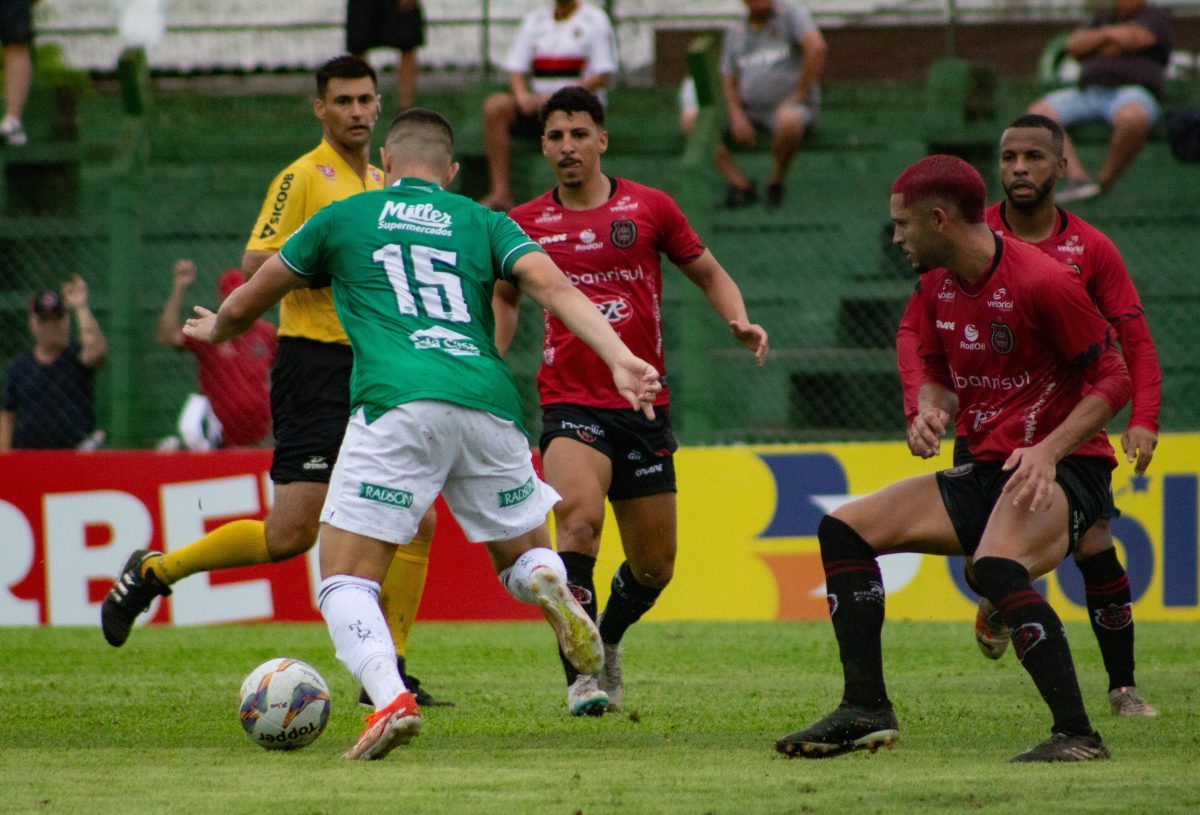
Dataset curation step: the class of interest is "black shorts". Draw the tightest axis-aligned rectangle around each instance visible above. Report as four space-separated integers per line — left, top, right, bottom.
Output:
935 455 1112 558
0 0 33 46
346 0 425 54
952 434 1118 520
540 404 678 501
269 337 353 484
511 109 543 141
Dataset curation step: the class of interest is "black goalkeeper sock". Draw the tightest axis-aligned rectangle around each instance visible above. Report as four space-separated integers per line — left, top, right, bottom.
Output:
973 556 1092 736
818 515 888 708
597 561 663 645
558 551 597 684
1076 547 1136 690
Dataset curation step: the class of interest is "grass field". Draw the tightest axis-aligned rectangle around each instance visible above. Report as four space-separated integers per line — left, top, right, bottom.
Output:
2 620 1197 814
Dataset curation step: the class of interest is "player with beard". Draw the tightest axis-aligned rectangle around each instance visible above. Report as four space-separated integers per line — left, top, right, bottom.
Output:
776 153 1130 763
896 115 1161 717
494 86 769 716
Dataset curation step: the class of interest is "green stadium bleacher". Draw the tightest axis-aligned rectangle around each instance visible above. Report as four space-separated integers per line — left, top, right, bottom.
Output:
3 50 1198 447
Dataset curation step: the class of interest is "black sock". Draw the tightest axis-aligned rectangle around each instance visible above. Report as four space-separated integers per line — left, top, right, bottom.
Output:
963 561 983 596
557 551 597 684
597 561 663 645
818 515 888 708
973 556 1092 736
1076 547 1135 690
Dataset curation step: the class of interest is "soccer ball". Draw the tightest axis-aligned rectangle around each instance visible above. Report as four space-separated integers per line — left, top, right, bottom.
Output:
238 658 331 750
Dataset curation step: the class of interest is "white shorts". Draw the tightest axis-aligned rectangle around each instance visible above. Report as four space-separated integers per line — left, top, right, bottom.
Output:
321 401 561 545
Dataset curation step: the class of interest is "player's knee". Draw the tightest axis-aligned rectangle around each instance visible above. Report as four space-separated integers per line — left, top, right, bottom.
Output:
265 515 320 561
415 505 437 542
631 560 673 589
556 513 604 555
626 543 676 587
1072 519 1112 562
972 556 1030 603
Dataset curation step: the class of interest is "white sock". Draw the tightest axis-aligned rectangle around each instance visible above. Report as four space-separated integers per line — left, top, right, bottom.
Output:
498 547 566 604
317 575 407 706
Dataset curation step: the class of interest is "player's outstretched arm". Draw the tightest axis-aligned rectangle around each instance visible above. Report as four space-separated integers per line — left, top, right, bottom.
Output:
184 255 301 344
677 250 768 365
512 252 660 416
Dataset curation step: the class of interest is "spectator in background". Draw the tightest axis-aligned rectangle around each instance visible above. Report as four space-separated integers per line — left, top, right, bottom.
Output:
716 0 827 208
346 0 425 110
155 259 276 450
478 0 617 211
1 276 108 450
678 76 699 138
1 0 34 146
1029 0 1173 202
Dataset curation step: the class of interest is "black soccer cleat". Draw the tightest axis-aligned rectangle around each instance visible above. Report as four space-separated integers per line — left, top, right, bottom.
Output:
358 656 454 708
775 703 900 759
1010 731 1111 763
100 549 171 647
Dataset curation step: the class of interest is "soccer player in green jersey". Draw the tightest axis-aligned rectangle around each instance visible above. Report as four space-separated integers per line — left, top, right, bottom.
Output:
182 108 661 761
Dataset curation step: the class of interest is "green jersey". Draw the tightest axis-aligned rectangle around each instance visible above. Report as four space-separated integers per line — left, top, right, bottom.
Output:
279 177 541 425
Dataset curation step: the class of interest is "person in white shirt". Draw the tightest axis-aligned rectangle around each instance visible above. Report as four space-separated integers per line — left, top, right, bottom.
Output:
478 0 617 211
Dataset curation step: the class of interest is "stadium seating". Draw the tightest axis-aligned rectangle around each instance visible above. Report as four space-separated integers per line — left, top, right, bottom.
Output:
2 53 1198 446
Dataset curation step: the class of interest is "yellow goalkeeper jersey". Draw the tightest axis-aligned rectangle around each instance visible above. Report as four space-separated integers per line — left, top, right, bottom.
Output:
245 139 384 344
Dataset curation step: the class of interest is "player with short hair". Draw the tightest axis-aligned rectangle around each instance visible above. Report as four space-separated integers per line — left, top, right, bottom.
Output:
895 114 1161 717
495 86 768 716
181 106 662 760
776 154 1130 763
101 55 446 706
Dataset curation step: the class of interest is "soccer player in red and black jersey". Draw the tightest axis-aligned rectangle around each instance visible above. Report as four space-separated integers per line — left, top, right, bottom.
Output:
896 115 1161 717
495 86 769 717
776 154 1130 763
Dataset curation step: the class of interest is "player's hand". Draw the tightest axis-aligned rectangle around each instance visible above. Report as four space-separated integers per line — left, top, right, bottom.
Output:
60 274 89 309
1121 425 1157 474
729 111 755 146
612 355 661 420
1000 445 1058 512
729 320 768 366
907 407 949 458
182 305 219 344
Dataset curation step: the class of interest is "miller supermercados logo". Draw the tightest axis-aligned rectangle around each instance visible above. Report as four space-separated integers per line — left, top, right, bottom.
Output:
610 219 637 248
990 321 1014 355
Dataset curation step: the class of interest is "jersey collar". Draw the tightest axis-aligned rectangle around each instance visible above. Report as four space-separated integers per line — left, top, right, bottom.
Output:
314 138 379 184
997 199 1069 237
551 175 618 207
958 233 1004 296
391 177 442 192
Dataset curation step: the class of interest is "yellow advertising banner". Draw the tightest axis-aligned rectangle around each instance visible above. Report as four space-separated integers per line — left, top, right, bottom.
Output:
586 434 1200 622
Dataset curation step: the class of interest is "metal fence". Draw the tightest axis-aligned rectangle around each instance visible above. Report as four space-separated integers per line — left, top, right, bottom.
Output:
4 16 1199 449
